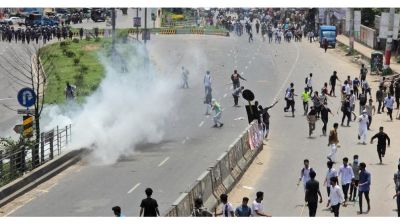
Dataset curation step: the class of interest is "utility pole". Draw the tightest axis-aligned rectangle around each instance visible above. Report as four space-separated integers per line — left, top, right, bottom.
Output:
144 8 148 44
136 8 139 40
384 8 395 70
348 8 354 55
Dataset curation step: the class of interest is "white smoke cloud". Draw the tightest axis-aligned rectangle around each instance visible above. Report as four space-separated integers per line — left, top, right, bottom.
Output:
41 41 181 165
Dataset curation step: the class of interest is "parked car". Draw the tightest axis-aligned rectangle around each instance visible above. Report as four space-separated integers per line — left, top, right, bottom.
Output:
4 17 24 25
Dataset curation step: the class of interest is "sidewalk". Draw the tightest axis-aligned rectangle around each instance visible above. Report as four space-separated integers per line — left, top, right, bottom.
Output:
336 34 400 74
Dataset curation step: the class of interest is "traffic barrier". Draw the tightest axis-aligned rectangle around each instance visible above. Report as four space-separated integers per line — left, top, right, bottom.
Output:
241 129 252 161
187 180 202 213
218 152 235 192
230 137 247 170
190 29 204 35
165 120 264 216
209 161 226 199
164 206 178 217
159 29 176 35
197 170 217 210
173 192 192 217
227 141 244 181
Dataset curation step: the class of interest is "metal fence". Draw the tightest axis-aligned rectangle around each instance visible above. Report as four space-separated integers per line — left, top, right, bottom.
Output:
0 124 72 187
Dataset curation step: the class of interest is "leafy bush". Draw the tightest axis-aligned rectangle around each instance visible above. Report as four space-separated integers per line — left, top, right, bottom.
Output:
85 36 92 41
80 65 89 73
66 51 75 58
73 57 80 65
72 38 80 43
95 37 101 42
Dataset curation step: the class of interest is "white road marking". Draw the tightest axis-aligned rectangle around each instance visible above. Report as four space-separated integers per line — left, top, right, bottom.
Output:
223 93 228 98
158 157 170 167
242 185 254 190
0 97 13 101
127 183 141 194
273 42 301 100
199 121 205 127
234 117 245 120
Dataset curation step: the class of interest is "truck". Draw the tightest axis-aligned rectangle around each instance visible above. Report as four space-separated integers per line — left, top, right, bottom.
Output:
25 14 59 26
319 25 337 48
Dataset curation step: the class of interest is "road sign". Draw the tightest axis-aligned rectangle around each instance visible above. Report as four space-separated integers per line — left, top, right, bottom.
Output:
23 115 33 138
133 17 141 27
13 124 23 134
17 88 36 108
17 109 35 115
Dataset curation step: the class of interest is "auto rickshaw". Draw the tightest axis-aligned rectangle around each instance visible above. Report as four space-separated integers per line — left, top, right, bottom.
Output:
371 51 383 75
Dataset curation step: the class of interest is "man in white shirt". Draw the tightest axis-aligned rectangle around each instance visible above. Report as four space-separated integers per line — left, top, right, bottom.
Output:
324 161 338 197
306 73 313 93
384 93 395 121
297 159 314 190
344 81 351 96
338 157 355 204
358 110 369 145
327 176 345 217
215 194 234 217
349 90 356 113
251 191 271 217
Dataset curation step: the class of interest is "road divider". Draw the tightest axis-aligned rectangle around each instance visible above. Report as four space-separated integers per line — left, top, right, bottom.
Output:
164 120 264 216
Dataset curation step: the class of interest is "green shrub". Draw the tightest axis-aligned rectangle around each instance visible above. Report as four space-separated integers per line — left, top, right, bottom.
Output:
72 38 80 43
66 51 75 58
95 37 101 42
73 57 80 65
85 36 92 41
80 65 89 73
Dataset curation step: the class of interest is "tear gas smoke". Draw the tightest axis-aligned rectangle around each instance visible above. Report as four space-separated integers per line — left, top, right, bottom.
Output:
41 42 181 165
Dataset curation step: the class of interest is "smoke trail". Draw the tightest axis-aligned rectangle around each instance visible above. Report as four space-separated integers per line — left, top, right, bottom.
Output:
41 42 180 165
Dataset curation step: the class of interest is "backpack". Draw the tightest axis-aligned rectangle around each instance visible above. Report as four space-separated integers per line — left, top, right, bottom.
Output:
305 77 308 85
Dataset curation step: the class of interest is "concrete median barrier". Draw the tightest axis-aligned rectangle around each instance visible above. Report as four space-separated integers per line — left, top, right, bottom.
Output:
164 206 178 217
197 170 217 210
230 137 247 170
0 149 86 208
227 142 244 181
166 120 264 216
218 152 235 192
209 161 226 200
173 192 191 217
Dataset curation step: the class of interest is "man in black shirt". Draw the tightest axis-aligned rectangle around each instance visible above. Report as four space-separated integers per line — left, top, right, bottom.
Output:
320 103 334 136
140 188 160 217
305 170 323 217
329 71 340 97
370 126 391 164
376 87 384 114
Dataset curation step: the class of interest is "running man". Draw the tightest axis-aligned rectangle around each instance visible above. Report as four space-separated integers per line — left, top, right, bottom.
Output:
320 103 334 136
297 159 314 190
338 157 355 205
384 93 395 121
211 99 224 128
327 123 340 163
370 127 390 164
358 110 369 145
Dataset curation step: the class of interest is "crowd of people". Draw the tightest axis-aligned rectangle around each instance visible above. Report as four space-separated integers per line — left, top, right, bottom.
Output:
0 24 79 44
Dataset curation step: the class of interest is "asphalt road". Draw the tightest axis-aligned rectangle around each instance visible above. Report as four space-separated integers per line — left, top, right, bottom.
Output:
4 22 398 217
0 41 39 137
3 28 302 217
227 35 400 217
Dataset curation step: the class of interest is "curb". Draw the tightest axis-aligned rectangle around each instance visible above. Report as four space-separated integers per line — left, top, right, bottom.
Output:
0 148 86 208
